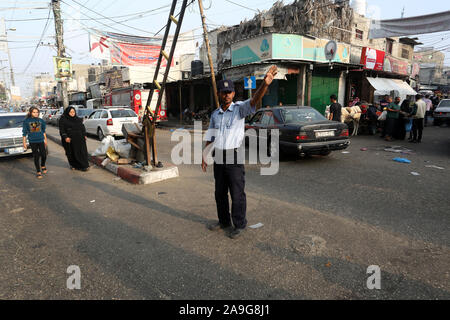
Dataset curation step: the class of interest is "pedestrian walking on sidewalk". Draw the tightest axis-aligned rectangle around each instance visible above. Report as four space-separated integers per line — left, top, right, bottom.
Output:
22 106 48 179
59 106 90 171
202 65 278 239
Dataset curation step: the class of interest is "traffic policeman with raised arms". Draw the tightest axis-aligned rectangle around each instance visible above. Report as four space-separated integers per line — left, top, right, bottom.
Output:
202 65 278 239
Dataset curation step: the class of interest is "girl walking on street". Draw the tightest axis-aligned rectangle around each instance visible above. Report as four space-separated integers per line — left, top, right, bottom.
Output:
59 106 90 171
22 106 48 179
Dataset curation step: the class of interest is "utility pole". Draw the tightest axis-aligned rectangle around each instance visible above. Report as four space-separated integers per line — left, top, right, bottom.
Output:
51 0 69 109
401 6 405 18
198 0 219 109
6 34 15 86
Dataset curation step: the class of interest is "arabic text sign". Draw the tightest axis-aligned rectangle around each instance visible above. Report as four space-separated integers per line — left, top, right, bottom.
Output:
111 42 173 67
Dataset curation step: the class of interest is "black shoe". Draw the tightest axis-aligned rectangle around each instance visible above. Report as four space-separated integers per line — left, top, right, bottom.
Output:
228 227 246 239
81 167 90 172
207 222 231 231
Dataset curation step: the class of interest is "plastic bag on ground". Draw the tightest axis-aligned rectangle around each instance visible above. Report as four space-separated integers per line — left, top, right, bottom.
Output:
113 139 132 158
92 136 115 156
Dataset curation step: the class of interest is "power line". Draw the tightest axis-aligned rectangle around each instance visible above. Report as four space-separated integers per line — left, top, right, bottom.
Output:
21 6 51 74
223 0 259 13
66 0 159 36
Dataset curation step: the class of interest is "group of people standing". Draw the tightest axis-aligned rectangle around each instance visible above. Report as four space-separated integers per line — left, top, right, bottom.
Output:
22 106 90 178
380 94 428 143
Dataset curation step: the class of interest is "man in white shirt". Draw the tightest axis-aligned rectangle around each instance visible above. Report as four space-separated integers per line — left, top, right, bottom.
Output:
410 94 427 143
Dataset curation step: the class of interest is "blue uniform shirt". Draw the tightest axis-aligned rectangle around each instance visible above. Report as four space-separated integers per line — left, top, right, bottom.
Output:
205 99 255 150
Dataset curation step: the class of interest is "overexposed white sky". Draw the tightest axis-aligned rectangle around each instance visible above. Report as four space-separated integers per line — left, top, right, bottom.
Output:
1 0 449 97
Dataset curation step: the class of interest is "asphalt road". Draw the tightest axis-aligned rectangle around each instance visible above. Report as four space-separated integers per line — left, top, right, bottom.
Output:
0 124 449 299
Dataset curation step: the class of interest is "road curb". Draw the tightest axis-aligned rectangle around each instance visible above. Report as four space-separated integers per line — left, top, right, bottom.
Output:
46 133 179 184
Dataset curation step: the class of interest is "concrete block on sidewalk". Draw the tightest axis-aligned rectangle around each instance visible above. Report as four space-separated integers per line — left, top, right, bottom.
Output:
139 165 179 184
90 155 178 185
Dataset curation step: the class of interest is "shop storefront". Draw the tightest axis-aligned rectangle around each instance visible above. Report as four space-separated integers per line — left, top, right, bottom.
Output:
348 47 416 104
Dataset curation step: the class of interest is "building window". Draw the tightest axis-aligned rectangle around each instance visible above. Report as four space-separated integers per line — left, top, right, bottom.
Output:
355 29 363 40
402 48 409 59
386 39 394 55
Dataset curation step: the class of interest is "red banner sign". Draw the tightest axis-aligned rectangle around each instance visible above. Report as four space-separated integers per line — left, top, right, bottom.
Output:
110 42 173 67
383 55 409 75
360 47 385 71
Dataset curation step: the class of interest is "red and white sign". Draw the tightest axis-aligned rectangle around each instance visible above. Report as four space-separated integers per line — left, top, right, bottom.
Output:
383 55 409 75
360 47 385 71
89 34 110 60
110 42 173 67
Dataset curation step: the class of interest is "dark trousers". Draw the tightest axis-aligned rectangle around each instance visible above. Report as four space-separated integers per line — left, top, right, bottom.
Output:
30 142 47 172
412 118 424 142
424 111 431 126
385 118 397 138
213 154 247 229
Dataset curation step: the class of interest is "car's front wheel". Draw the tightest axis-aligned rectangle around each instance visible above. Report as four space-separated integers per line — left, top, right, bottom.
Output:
97 127 105 141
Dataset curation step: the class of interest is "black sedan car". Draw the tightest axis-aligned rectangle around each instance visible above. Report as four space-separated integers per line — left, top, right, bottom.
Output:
245 106 350 156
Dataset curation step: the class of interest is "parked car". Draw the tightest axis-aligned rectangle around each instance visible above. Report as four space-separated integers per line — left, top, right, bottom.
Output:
83 107 139 140
76 108 95 120
0 112 32 157
245 106 350 157
49 110 63 126
433 99 450 126
43 109 58 124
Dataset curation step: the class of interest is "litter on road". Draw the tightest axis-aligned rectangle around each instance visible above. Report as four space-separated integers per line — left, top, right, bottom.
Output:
393 158 411 164
249 223 264 229
90 200 96 203
342 151 350 154
411 172 420 176
425 165 445 170
360 148 368 151
384 146 414 154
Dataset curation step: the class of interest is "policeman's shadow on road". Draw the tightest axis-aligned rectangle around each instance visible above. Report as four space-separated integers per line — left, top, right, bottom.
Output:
0 169 300 299
255 242 450 300
71 175 210 226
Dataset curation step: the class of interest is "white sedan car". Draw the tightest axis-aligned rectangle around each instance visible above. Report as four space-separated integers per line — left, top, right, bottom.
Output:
0 112 32 157
83 107 139 140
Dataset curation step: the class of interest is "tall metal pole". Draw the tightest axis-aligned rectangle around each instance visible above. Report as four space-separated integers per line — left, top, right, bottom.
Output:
5 33 15 87
52 0 69 109
198 0 219 109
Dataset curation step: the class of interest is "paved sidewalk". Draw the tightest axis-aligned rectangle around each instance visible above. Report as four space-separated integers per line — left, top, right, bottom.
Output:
45 125 178 184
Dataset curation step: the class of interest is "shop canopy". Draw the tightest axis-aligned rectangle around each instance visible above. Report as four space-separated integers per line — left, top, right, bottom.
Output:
366 77 417 96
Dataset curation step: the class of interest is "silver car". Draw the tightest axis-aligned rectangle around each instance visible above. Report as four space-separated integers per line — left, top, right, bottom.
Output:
433 99 450 126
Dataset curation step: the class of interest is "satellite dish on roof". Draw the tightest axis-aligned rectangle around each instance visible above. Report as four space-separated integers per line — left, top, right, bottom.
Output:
324 40 337 61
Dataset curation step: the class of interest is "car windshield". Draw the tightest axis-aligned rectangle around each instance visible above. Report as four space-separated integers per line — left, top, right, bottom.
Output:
281 108 326 123
0 115 26 129
438 100 450 108
77 109 94 117
110 109 136 118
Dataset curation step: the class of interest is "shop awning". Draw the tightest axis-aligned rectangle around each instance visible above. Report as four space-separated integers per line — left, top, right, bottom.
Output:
366 77 417 96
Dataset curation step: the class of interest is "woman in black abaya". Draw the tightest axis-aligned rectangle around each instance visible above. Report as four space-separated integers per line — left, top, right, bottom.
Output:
59 107 90 171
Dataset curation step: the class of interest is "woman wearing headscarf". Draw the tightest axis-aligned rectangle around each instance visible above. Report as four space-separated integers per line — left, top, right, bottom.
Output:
59 106 90 171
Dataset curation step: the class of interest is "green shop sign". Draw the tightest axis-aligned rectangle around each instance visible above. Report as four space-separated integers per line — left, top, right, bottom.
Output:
231 33 349 67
